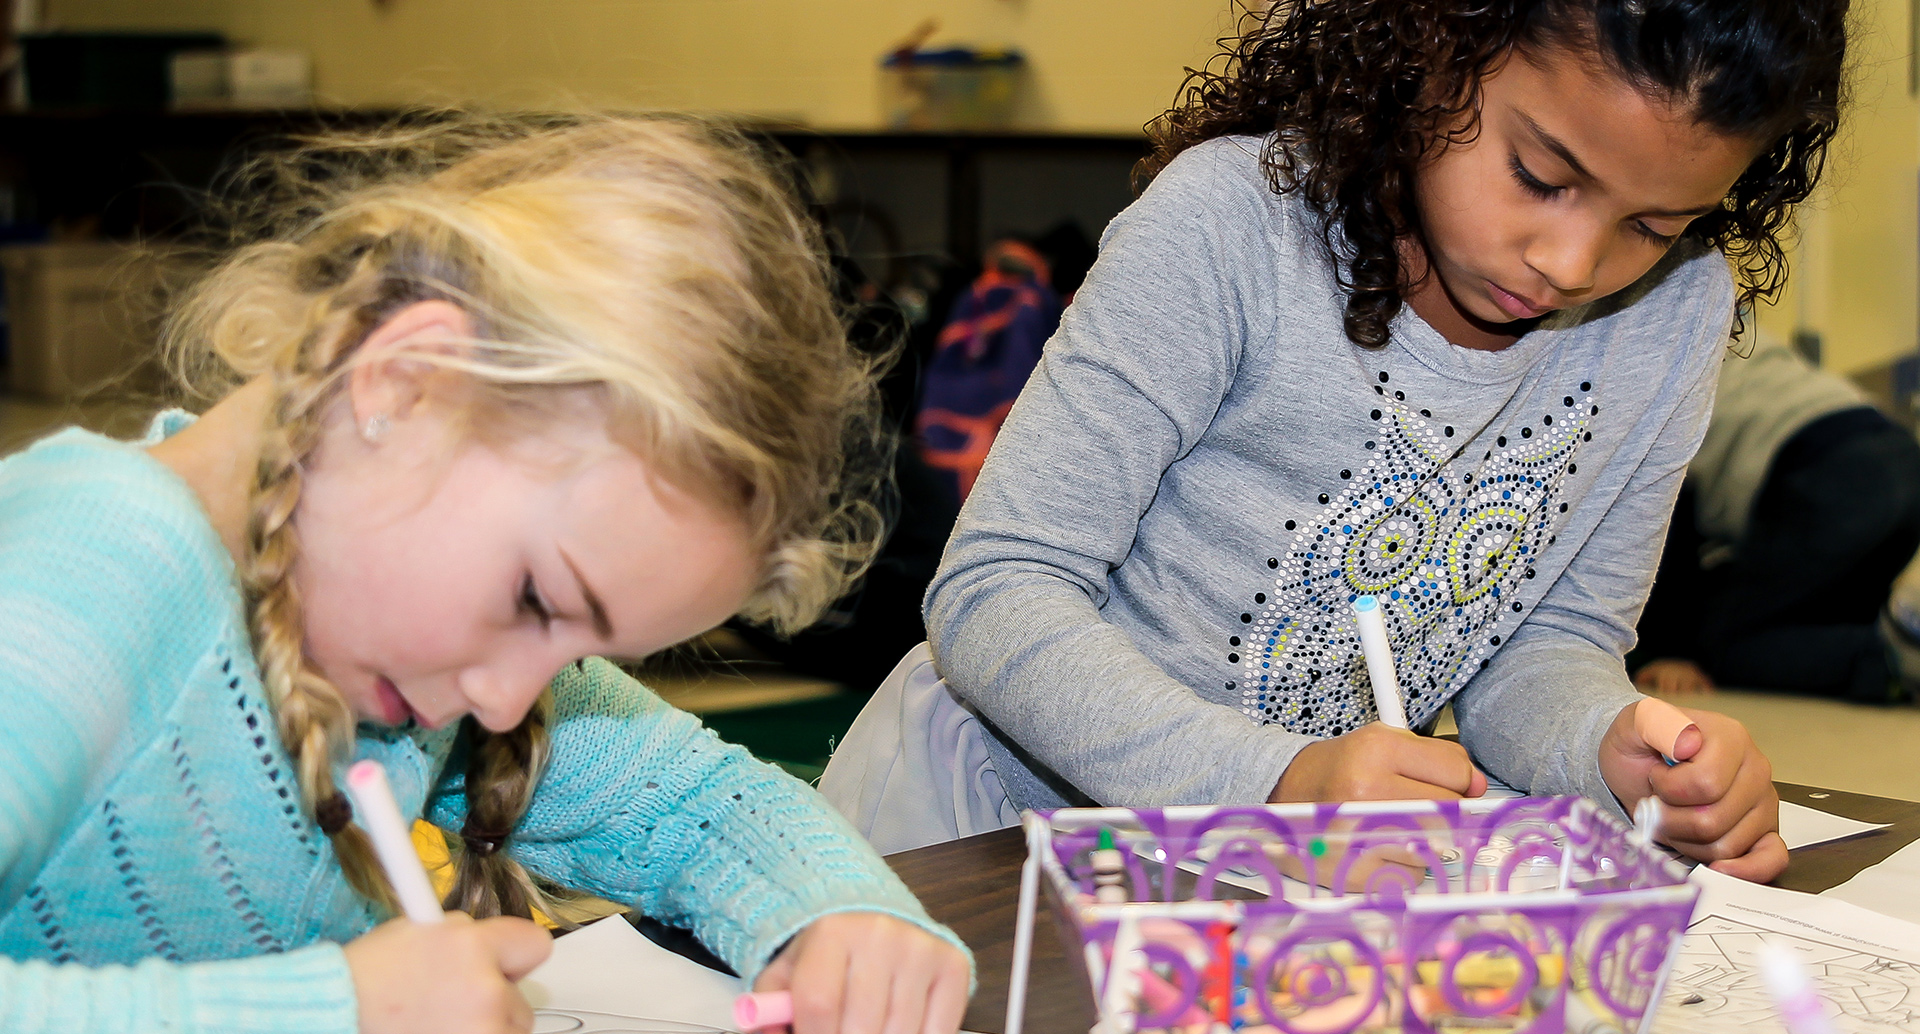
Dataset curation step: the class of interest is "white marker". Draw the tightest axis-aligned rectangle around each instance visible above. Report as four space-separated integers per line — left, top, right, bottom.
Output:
1633 795 1662 847
1759 939 1836 1034
344 759 445 924
1352 596 1408 729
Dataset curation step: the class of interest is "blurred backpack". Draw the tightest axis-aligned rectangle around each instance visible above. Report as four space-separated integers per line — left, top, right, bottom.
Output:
916 240 1063 504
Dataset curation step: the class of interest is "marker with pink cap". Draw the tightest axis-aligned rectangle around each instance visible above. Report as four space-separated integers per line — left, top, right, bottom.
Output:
344 759 445 924
734 991 794 1031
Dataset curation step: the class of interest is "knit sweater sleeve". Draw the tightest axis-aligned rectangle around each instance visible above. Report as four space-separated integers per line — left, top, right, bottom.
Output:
1452 264 1732 812
0 429 361 1034
0 943 357 1034
425 659 968 985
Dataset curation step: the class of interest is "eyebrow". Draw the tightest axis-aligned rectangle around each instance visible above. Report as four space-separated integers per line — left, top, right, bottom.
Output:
557 548 614 641
1515 112 1722 219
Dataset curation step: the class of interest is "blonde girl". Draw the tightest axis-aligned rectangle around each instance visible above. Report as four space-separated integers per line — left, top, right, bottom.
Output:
0 115 970 1034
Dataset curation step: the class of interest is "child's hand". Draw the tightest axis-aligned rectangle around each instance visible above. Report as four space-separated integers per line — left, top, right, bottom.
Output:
1599 698 1787 882
753 911 970 1034
345 912 553 1034
1269 723 1488 802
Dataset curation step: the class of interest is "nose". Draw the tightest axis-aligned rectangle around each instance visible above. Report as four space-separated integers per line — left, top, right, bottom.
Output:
1523 218 1605 298
458 654 567 732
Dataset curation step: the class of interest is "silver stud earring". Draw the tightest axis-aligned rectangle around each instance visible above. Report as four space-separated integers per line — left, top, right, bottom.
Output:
362 413 390 443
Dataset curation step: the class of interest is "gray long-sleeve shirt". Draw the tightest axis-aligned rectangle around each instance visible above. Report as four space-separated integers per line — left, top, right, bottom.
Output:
924 135 1732 813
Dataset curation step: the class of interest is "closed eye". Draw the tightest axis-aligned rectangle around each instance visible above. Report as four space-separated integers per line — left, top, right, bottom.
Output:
518 573 552 630
1632 221 1681 246
1508 152 1564 200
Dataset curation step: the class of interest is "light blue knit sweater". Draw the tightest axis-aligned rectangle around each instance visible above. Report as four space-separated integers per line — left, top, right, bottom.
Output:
0 415 963 1033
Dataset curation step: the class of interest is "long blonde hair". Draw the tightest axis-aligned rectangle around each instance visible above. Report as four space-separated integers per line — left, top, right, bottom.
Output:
165 113 886 918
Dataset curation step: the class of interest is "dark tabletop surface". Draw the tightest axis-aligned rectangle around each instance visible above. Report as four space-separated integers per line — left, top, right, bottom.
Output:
885 782 1920 1034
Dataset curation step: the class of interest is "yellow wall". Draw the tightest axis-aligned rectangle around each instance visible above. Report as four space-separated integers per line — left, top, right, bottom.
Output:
43 0 1238 133
1754 0 1918 374
45 0 1920 371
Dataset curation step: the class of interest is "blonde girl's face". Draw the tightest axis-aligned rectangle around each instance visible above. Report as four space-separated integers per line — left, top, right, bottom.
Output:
292 304 762 732
1404 45 1763 350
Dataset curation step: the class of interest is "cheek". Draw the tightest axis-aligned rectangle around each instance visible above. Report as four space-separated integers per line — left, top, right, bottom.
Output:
1592 248 1669 301
1418 160 1501 258
297 527 484 675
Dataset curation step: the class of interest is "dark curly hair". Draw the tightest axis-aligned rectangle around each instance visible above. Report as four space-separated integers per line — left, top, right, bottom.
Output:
1143 0 1847 347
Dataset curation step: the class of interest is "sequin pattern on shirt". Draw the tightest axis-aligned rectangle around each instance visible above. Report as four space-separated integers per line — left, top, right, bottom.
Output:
1237 377 1598 734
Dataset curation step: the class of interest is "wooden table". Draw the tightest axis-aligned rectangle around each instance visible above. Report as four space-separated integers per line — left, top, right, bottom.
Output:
885 782 1920 1034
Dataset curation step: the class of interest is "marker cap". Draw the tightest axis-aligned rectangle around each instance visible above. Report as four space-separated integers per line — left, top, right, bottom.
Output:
735 991 794 1031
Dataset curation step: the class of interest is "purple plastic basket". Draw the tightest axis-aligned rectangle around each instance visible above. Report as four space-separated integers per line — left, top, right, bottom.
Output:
1003 797 1696 1034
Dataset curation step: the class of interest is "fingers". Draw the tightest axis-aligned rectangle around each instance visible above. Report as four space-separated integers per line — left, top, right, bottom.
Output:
1635 710 1782 882
1388 732 1486 798
1633 697 1699 761
1649 713 1769 809
1275 724 1489 802
1660 765 1778 857
476 916 554 982
788 924 852 1034
502 984 535 1034
878 934 941 1034
347 913 543 1034
836 933 889 1034
773 914 970 1034
1707 830 1789 883
1670 723 1704 760
920 954 970 1034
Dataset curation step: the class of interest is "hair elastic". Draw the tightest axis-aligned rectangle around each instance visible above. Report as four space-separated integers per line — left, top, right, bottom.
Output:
461 821 508 858
315 792 354 835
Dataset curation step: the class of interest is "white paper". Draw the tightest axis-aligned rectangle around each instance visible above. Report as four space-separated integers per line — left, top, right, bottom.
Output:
1650 866 1920 1034
1779 800 1891 851
1381 793 1883 852
1825 835 1920 927
520 916 744 1034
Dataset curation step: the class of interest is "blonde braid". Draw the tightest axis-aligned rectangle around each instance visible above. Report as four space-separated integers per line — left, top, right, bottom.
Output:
240 298 400 912
443 691 560 921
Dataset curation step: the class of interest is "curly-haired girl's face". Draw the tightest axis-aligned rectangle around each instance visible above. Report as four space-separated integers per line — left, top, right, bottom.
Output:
1404 45 1762 351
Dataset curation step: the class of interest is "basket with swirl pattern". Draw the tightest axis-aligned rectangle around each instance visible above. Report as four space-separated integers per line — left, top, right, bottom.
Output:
1002 797 1696 1034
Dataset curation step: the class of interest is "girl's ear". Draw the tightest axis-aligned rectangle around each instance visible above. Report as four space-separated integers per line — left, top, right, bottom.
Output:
345 300 476 438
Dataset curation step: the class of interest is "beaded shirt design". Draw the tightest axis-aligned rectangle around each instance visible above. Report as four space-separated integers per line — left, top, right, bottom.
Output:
1234 378 1598 736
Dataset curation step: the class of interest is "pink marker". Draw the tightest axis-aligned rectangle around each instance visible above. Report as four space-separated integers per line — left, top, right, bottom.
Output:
735 991 794 1031
1137 966 1211 1028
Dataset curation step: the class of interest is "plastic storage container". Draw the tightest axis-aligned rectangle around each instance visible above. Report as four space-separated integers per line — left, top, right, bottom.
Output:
879 48 1026 131
1005 797 1697 1034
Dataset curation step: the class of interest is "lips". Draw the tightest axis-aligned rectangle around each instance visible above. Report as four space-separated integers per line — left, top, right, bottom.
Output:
371 675 417 727
1486 280 1552 320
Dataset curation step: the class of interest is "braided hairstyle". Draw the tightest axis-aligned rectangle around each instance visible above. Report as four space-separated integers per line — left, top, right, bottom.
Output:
165 114 886 918
1142 0 1848 347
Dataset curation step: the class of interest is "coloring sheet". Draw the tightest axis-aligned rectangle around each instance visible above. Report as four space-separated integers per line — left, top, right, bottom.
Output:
520 915 743 1034
1651 867 1920 1034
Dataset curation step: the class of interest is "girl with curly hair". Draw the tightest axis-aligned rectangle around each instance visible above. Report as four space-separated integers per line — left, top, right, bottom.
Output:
0 116 970 1034
825 0 1844 882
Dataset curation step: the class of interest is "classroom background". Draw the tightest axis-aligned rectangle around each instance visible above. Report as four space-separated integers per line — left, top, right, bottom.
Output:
1 0 1916 801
